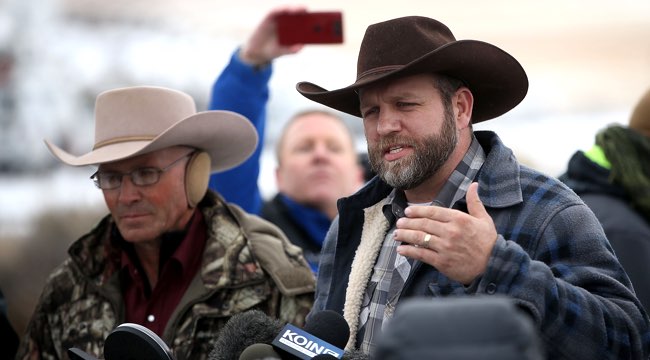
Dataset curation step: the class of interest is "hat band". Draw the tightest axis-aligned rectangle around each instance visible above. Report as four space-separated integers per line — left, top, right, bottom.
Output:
93 135 155 150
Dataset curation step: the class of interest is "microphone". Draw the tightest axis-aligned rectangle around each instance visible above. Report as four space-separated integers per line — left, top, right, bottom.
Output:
271 310 349 359
208 310 285 360
238 343 282 360
303 310 350 349
372 296 544 359
239 342 366 360
104 323 176 360
68 322 175 360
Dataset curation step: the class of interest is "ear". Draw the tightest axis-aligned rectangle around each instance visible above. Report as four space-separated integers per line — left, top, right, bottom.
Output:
274 166 284 192
454 87 474 129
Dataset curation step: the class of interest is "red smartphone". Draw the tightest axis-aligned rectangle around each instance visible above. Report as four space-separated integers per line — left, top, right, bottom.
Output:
276 11 343 45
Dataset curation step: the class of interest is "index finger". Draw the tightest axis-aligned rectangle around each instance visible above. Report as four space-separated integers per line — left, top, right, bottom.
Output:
404 203 452 222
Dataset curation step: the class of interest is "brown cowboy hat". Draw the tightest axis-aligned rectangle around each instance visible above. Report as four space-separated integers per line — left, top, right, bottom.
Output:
296 16 528 123
44 86 258 172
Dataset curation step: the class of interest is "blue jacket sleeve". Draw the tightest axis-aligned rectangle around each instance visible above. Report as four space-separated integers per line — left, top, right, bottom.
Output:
207 49 272 215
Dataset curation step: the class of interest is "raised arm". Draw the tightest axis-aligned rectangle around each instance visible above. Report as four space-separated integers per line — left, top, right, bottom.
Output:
208 6 305 214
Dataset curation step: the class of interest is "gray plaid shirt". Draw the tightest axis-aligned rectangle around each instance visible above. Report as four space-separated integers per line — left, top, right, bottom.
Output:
358 136 485 354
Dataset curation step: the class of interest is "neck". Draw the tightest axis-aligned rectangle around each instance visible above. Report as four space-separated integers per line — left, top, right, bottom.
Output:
322 202 338 220
134 241 161 288
132 209 195 288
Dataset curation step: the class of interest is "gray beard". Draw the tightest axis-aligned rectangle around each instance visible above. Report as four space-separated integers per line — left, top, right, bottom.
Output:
369 113 457 190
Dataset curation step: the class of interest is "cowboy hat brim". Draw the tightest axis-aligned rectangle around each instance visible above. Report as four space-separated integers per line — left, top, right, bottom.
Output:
296 40 528 123
45 110 258 172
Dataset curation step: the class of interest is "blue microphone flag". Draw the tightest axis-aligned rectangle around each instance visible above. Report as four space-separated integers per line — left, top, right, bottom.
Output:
272 323 344 359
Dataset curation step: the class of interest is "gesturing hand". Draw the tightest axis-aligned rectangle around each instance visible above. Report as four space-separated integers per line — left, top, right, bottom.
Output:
394 182 497 285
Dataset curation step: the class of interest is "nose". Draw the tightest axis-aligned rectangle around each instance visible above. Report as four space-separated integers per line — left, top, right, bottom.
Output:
311 142 332 163
116 175 141 204
376 109 402 136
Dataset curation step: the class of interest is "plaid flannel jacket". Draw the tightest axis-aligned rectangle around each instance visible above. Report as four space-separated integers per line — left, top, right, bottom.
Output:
311 131 650 359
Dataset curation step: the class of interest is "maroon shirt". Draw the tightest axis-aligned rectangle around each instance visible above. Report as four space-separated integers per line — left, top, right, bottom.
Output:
119 210 207 336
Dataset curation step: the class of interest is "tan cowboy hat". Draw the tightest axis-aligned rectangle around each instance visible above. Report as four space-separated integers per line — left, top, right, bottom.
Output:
296 16 528 123
44 86 258 172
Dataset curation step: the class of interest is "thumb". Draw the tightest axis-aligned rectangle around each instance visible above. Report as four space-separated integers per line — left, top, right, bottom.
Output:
466 182 489 219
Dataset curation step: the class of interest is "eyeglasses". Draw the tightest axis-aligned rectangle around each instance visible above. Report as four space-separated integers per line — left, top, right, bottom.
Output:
90 152 193 190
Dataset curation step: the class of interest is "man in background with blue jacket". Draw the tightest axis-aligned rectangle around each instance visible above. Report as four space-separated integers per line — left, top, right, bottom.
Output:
207 7 364 273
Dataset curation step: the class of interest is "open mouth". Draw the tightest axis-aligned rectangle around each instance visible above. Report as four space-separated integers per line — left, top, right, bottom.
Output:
383 144 412 161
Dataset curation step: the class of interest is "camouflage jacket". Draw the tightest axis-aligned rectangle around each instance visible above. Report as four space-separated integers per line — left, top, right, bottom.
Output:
16 191 315 360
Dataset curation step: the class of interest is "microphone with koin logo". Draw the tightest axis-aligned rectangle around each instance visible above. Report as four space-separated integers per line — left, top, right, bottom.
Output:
271 310 349 359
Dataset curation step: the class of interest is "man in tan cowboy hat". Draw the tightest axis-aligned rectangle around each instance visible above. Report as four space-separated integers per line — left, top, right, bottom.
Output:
16 86 315 360
297 16 650 359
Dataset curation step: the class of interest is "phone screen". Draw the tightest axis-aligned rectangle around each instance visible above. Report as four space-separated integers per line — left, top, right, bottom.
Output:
276 12 343 45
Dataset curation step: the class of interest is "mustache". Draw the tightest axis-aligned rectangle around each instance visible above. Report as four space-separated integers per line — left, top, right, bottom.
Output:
114 203 154 217
370 135 418 151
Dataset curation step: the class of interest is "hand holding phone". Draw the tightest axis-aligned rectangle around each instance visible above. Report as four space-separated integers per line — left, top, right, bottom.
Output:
276 11 343 45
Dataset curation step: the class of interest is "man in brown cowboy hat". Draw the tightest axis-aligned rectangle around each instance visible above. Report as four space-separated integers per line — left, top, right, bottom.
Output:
297 16 650 359
16 86 315 360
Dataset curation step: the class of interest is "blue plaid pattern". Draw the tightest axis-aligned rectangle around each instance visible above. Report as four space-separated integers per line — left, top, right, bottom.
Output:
311 131 650 359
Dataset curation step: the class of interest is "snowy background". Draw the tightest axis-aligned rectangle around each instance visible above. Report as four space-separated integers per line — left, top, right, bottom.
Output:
1 0 649 236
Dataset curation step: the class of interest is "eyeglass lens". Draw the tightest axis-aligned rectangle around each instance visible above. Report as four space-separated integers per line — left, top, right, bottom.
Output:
91 152 193 190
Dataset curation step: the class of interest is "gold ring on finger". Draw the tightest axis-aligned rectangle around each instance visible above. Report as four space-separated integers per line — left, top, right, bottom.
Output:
423 233 432 249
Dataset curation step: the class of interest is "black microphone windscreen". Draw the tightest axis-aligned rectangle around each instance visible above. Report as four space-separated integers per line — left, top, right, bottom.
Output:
208 310 285 360
373 296 544 360
103 323 175 360
303 310 350 349
238 343 282 360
